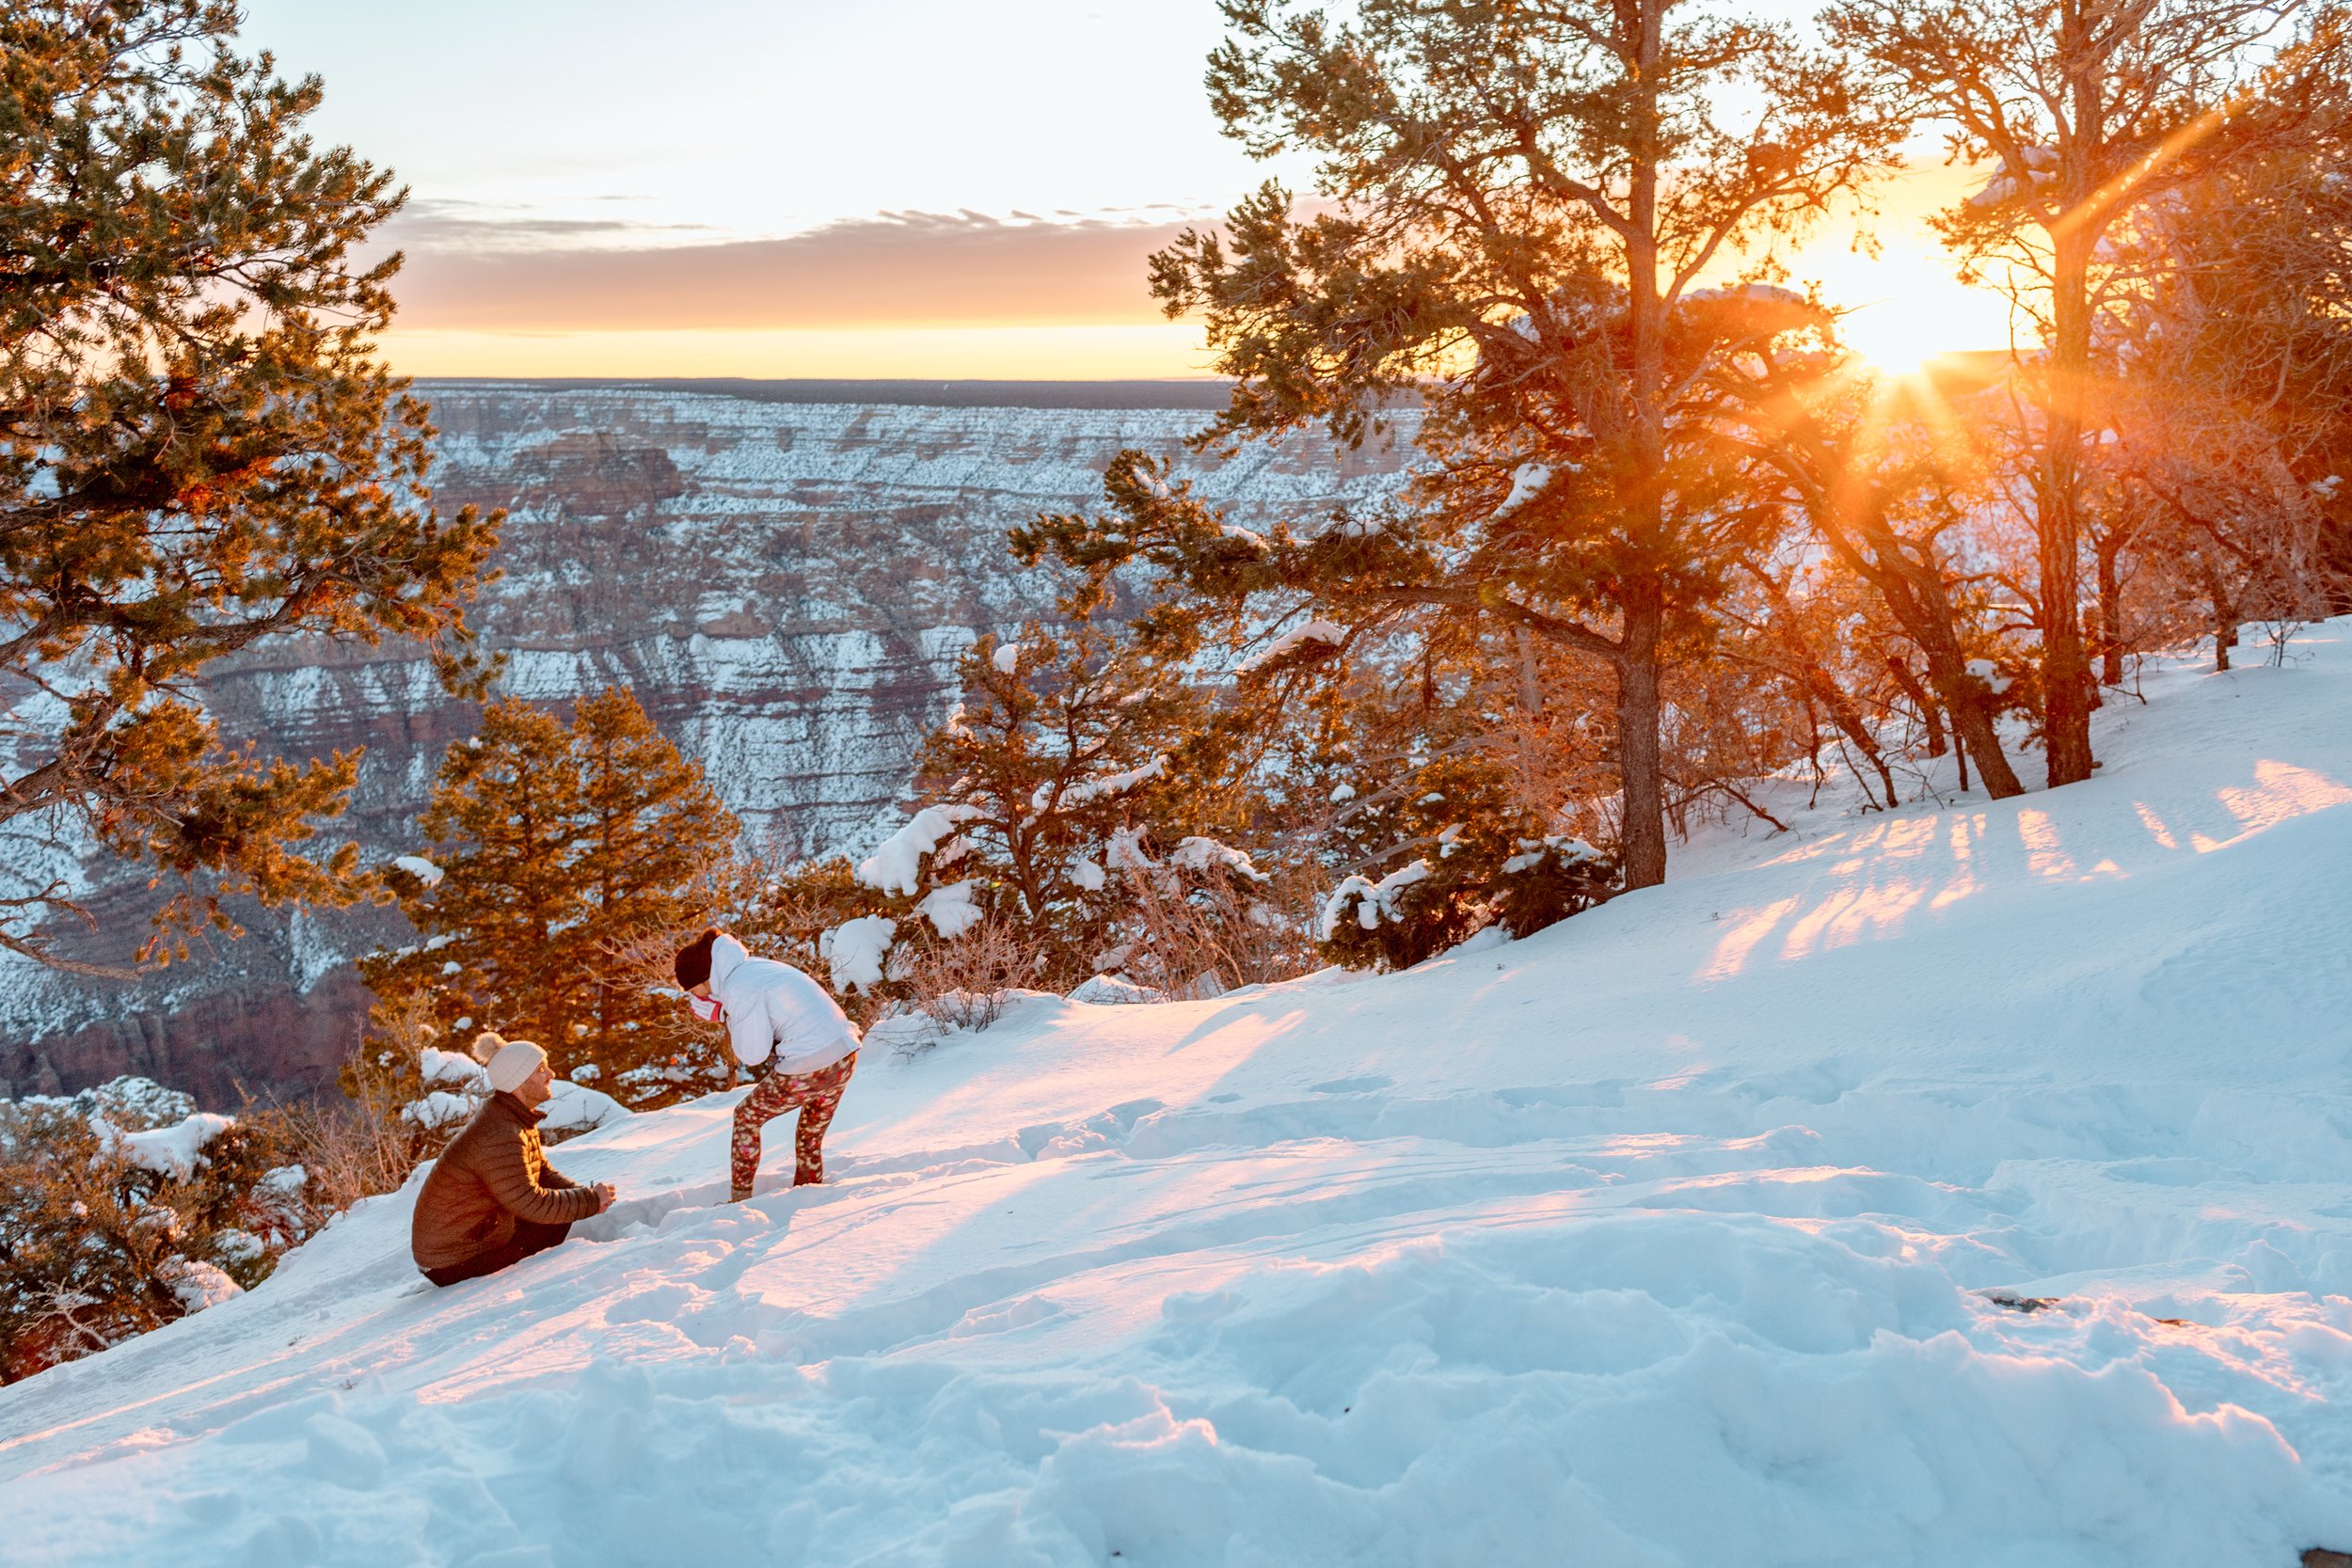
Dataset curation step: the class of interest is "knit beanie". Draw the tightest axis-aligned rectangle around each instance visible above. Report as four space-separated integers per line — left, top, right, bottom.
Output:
470 1030 548 1094
675 927 721 990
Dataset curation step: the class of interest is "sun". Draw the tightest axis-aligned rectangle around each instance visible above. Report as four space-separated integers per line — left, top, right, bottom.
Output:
1836 297 1952 381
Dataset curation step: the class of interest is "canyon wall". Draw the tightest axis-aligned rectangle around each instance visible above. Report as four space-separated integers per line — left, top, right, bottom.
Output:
0 381 1412 1105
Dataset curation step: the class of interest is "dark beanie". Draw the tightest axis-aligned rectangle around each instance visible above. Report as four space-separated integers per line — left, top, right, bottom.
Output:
675 927 721 990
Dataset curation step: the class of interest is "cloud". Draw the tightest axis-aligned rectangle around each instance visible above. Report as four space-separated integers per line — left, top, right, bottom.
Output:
380 209 1202 331
381 198 722 252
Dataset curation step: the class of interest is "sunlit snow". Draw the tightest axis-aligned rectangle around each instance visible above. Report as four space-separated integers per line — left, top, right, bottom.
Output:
9 630 2352 1563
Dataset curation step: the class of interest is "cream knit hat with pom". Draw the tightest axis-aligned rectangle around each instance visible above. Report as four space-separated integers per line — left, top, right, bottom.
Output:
470 1030 548 1095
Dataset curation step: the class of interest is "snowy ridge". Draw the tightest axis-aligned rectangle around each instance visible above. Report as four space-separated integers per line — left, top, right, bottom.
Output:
0 386 1418 1101
7 630 2352 1562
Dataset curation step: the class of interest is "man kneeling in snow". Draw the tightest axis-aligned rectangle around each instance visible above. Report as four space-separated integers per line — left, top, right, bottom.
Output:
675 928 860 1201
410 1033 616 1287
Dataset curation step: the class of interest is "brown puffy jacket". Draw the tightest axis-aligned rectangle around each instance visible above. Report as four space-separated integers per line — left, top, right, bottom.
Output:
410 1091 599 1272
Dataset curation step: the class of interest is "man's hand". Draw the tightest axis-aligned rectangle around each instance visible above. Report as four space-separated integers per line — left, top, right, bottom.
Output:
593 1182 617 1213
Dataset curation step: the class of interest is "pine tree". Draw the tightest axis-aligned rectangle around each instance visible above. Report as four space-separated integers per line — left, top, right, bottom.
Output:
362 689 739 1107
1028 0 1903 892
1821 0 2352 784
827 611 1222 993
766 578 1347 1008
0 0 501 974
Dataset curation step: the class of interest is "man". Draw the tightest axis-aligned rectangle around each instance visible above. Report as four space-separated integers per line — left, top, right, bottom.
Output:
675 927 860 1201
410 1032 615 1286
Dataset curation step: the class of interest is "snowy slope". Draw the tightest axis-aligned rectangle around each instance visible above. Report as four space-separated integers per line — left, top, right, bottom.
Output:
7 631 2352 1565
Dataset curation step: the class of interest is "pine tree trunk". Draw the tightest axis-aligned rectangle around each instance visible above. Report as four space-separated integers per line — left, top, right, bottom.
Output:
2096 531 2127 687
1849 541 2024 800
2205 556 2237 673
1616 7 1669 894
1885 657 1947 757
1947 690 2024 800
1919 643 2026 800
2040 55 2099 790
2041 226 2097 788
1616 595 1668 889
1514 627 1543 714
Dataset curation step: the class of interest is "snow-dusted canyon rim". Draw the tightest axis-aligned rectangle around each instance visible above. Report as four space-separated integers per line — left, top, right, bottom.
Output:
0 384 1415 1106
5 632 2351 1565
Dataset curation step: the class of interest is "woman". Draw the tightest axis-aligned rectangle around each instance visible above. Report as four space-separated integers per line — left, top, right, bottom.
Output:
675 927 860 1201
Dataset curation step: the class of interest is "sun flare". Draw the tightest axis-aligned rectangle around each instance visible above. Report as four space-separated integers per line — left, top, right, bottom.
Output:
1837 298 1954 381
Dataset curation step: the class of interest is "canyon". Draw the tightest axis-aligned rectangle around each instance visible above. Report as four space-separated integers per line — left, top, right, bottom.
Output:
0 381 1412 1106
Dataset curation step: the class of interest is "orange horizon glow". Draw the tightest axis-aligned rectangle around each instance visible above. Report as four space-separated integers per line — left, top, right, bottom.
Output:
373 161 2021 382
377 325 1224 382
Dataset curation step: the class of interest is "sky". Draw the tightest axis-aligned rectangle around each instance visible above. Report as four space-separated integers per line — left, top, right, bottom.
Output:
239 0 2017 380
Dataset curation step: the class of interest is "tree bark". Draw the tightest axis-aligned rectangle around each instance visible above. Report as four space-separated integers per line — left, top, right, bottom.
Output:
2041 223 2098 787
1885 656 1947 757
1616 594 1668 889
1614 4 1670 893
2200 552 2237 673
2095 528 2128 687
1918 641 2026 800
2039 33 2100 789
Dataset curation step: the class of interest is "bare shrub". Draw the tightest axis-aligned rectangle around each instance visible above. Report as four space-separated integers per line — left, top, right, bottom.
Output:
266 1097 414 1216
599 922 741 1097
885 915 1051 1051
1116 862 1320 996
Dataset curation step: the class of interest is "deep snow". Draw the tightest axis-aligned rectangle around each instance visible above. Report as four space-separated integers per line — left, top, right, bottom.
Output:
7 631 2352 1565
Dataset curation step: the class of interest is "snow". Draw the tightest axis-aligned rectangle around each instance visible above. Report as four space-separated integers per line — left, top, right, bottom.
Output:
1037 753 1168 812
13 629 2352 1563
1502 833 1602 874
856 804 978 895
1967 145 2060 209
110 1112 236 1180
821 913 899 993
1489 460 1554 521
1684 281 1809 309
1104 824 1152 871
404 1076 626 1137
1067 854 1107 893
213 1229 265 1265
993 642 1023 673
416 1047 482 1088
258 1165 308 1199
1235 618 1345 677
1067 974 1168 1006
914 878 986 939
1317 858 1433 939
1965 657 2016 695
399 1090 473 1131
1168 835 1270 883
538 1080 629 1137
391 855 444 887
156 1258 242 1314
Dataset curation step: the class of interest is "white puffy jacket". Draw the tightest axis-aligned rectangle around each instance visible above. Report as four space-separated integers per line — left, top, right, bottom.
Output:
707 934 858 1075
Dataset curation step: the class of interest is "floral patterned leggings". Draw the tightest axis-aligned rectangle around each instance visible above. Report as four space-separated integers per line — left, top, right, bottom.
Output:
730 1051 857 1200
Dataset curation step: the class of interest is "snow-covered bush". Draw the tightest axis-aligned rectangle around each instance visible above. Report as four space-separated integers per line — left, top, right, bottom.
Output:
0 1081 339 1382
741 608 1316 1020
1316 752 1621 972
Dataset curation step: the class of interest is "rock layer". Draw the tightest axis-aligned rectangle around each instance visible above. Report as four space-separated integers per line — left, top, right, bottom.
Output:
0 382 1411 1105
